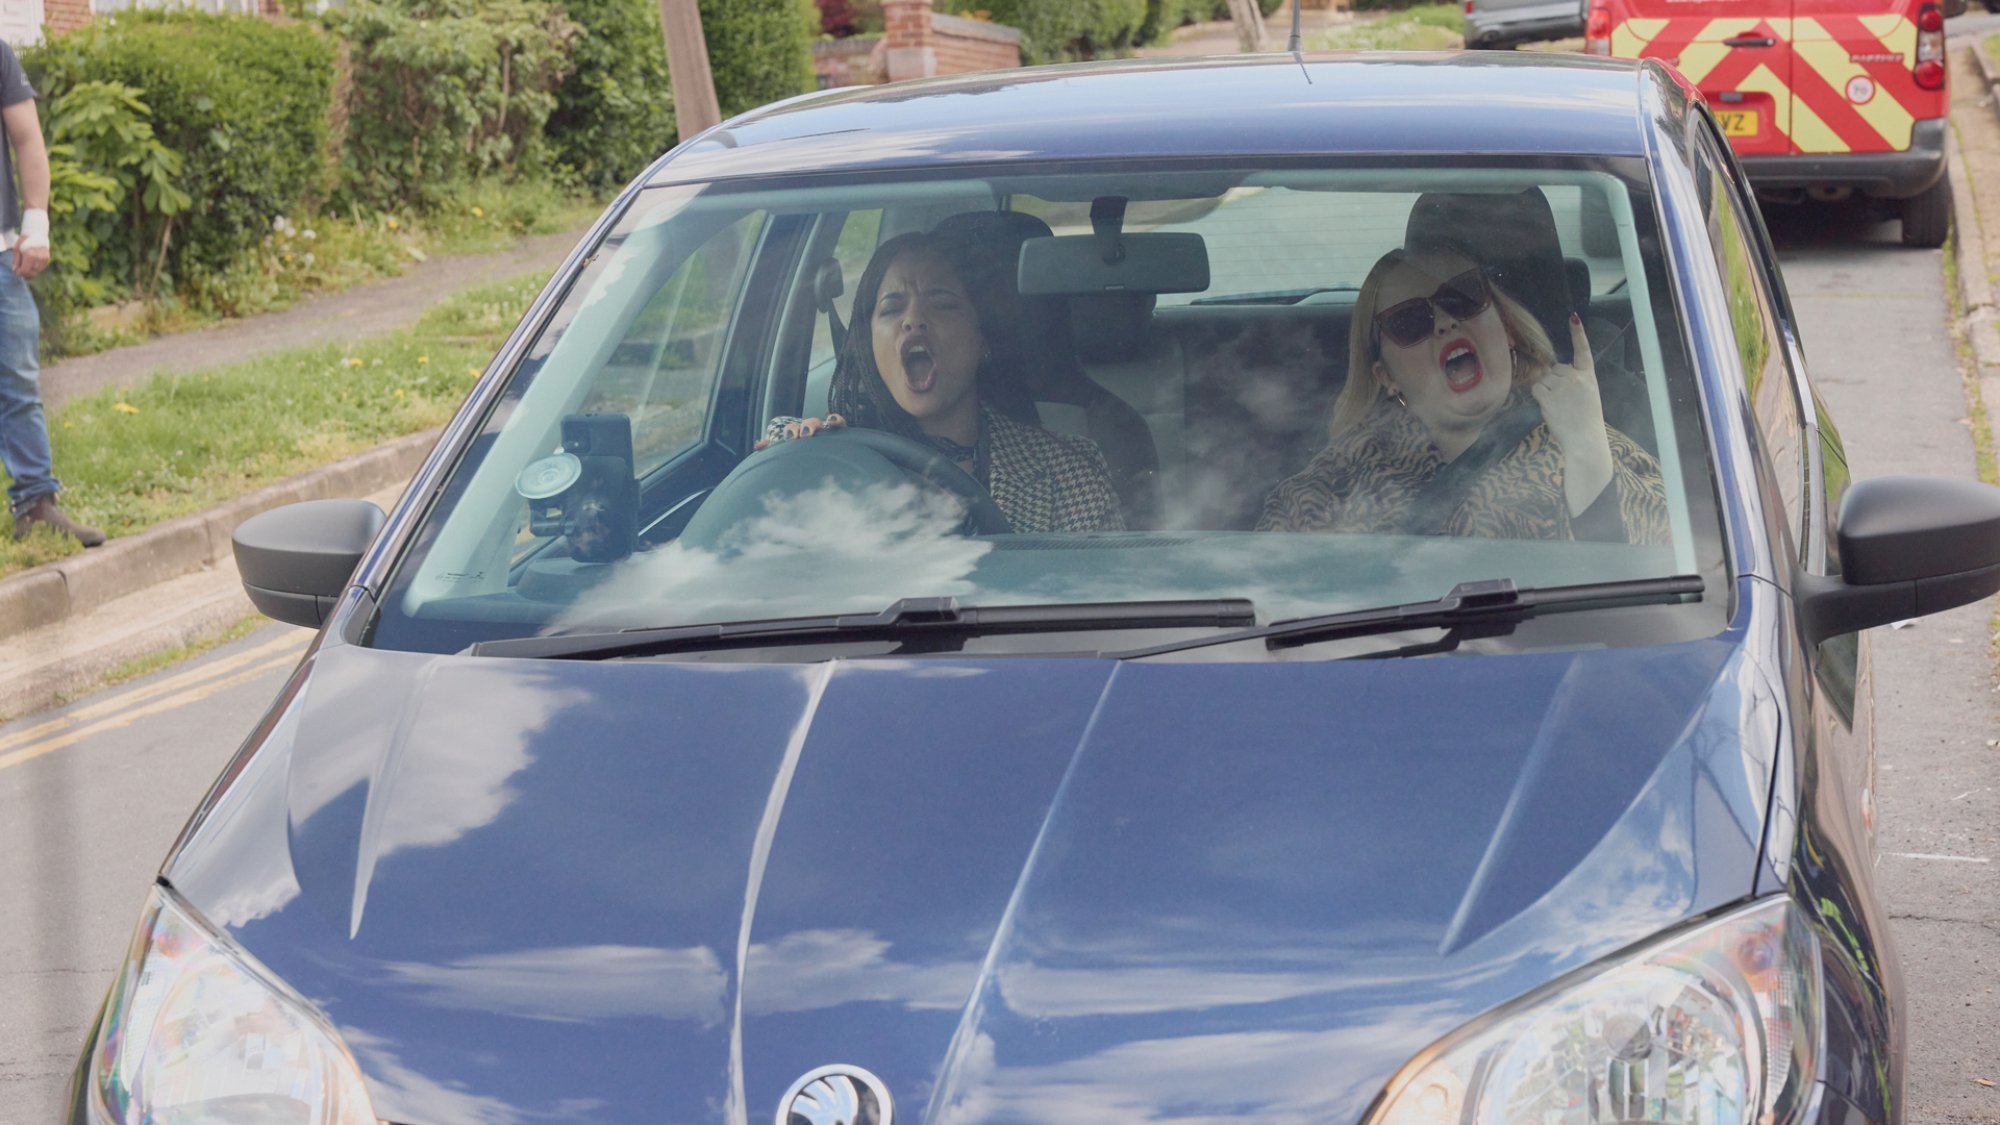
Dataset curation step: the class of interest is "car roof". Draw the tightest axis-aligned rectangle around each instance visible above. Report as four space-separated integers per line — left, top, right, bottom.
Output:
647 52 1686 186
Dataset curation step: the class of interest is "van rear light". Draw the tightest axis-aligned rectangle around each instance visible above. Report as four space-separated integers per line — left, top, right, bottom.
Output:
1915 3 1946 89
1912 4 1944 88
1584 0 1613 54
1464 0 1474 14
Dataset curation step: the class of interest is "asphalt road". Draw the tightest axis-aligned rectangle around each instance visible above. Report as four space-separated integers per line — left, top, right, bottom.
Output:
0 209 1994 1123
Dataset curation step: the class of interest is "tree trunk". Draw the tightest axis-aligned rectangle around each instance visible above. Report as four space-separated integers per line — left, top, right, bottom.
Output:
658 0 722 141
1226 0 1270 52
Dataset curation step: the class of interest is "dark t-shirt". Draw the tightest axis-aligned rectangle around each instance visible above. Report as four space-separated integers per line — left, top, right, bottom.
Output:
0 41 34 233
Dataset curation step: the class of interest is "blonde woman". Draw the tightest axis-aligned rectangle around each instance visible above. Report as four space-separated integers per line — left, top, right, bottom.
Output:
1259 246 1668 543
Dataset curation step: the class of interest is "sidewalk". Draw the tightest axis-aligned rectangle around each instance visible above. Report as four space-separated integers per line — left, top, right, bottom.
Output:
1136 4 1355 57
0 228 584 720
1949 42 2000 455
43 229 582 411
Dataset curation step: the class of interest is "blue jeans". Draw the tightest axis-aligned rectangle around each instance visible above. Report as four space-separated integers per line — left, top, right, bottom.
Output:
0 251 56 515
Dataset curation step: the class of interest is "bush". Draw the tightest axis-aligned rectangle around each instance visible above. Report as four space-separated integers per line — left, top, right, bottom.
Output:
23 12 336 293
548 0 675 192
817 0 884 36
324 0 576 211
939 0 1148 63
700 0 817 119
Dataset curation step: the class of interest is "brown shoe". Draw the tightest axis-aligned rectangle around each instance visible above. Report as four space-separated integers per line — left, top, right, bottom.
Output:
13 496 105 547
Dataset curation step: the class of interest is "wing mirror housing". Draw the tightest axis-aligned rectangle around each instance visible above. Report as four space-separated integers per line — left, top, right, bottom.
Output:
233 499 386 629
1796 476 2000 645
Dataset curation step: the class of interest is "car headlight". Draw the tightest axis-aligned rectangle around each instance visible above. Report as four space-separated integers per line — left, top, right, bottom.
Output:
1367 897 1822 1125
89 884 382 1125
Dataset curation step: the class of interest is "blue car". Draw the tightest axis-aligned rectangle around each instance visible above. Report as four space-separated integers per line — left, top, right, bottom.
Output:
70 53 2000 1125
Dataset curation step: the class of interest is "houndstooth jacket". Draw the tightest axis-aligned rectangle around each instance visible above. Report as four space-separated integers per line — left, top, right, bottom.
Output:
982 408 1125 533
760 406 1125 533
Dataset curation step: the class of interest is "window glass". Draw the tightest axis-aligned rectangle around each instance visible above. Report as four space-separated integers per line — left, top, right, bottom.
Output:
1815 401 1858 722
577 211 765 476
369 160 1726 657
1695 122 1807 551
808 210 884 371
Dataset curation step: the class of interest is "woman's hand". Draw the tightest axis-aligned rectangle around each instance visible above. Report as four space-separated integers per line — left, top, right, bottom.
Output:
1529 315 1615 517
755 413 846 450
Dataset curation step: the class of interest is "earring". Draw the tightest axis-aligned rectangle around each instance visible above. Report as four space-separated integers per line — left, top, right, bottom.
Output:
1390 388 1408 408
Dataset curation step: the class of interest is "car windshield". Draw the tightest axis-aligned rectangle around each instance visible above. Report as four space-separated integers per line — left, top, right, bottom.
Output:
368 157 1727 656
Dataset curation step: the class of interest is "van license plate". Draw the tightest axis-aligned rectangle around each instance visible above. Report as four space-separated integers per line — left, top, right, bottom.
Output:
1715 109 1757 136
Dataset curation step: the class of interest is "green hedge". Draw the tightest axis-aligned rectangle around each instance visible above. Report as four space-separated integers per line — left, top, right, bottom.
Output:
699 0 817 119
324 0 576 211
550 0 675 190
938 0 1148 63
24 12 336 290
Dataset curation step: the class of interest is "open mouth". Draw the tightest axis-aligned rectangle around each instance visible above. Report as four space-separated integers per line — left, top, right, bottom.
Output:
1440 339 1483 393
901 340 936 392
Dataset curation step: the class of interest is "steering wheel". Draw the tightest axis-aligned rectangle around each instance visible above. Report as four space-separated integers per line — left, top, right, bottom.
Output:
677 427 1014 550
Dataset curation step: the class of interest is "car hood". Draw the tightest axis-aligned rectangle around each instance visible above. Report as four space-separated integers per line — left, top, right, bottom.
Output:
167 634 1775 1125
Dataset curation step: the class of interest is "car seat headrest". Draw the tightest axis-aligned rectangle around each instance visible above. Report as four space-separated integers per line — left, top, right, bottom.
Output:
1072 292 1157 364
1563 257 1591 313
930 210 1076 419
1405 189 1574 364
813 256 844 307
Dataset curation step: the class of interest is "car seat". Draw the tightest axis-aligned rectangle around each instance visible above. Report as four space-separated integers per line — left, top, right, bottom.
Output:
930 210 1162 527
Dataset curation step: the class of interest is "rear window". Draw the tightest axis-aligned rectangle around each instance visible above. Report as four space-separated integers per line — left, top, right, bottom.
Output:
369 158 1726 657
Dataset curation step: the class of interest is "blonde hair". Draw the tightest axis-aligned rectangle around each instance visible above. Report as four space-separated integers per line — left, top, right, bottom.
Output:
1328 248 1556 440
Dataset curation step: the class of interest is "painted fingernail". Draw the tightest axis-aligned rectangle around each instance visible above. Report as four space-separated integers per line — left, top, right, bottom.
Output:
1570 312 1581 325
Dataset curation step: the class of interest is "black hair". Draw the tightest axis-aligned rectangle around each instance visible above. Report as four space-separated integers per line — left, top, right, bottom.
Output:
829 231 1008 439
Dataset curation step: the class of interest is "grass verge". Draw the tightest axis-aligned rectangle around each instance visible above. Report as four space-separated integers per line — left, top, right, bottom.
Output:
99 614 264 690
1309 4 1465 49
3 269 547 576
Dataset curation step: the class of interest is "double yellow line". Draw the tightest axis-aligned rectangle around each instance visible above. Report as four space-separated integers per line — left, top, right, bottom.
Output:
0 631 309 773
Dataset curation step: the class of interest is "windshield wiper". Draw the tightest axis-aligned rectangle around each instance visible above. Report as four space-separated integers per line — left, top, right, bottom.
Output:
1111 575 1705 660
466 597 1258 661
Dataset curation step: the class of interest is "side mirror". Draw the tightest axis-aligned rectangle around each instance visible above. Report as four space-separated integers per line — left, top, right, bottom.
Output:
233 499 386 629
1796 476 2000 645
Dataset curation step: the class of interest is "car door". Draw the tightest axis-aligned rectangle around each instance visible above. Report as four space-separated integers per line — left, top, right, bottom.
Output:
1616 0 1796 157
1691 106 1878 852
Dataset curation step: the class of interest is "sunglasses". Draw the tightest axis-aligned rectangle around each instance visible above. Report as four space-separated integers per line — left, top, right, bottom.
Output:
1371 268 1493 349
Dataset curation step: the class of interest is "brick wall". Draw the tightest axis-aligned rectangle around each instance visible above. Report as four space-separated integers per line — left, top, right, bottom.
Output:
813 0 1019 86
812 35 887 88
931 12 1020 75
41 0 88 36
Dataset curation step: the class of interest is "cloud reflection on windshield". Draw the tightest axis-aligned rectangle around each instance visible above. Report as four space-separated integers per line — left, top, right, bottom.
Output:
558 482 993 630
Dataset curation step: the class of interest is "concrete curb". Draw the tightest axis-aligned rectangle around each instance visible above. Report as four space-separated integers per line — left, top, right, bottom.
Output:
1950 54 2000 368
1953 41 2000 475
0 428 438 638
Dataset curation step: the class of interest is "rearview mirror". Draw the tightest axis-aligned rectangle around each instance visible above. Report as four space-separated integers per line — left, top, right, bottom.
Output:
233 499 386 629
1796 476 2000 644
1018 232 1210 295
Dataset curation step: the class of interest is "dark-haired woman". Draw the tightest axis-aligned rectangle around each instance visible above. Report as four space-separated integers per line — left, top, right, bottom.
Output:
764 231 1124 533
1259 245 1669 543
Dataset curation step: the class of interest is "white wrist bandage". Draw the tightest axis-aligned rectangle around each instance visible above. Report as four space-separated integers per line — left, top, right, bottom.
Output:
19 208 49 248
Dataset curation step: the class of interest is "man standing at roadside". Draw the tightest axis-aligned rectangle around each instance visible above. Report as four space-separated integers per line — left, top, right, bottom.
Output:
0 37 101 547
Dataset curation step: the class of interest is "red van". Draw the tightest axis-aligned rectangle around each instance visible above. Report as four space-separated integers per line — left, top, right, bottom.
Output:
1584 0 1953 245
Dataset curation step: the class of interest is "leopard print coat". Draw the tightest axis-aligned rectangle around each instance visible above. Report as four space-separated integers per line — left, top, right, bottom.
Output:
1257 397 1671 544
